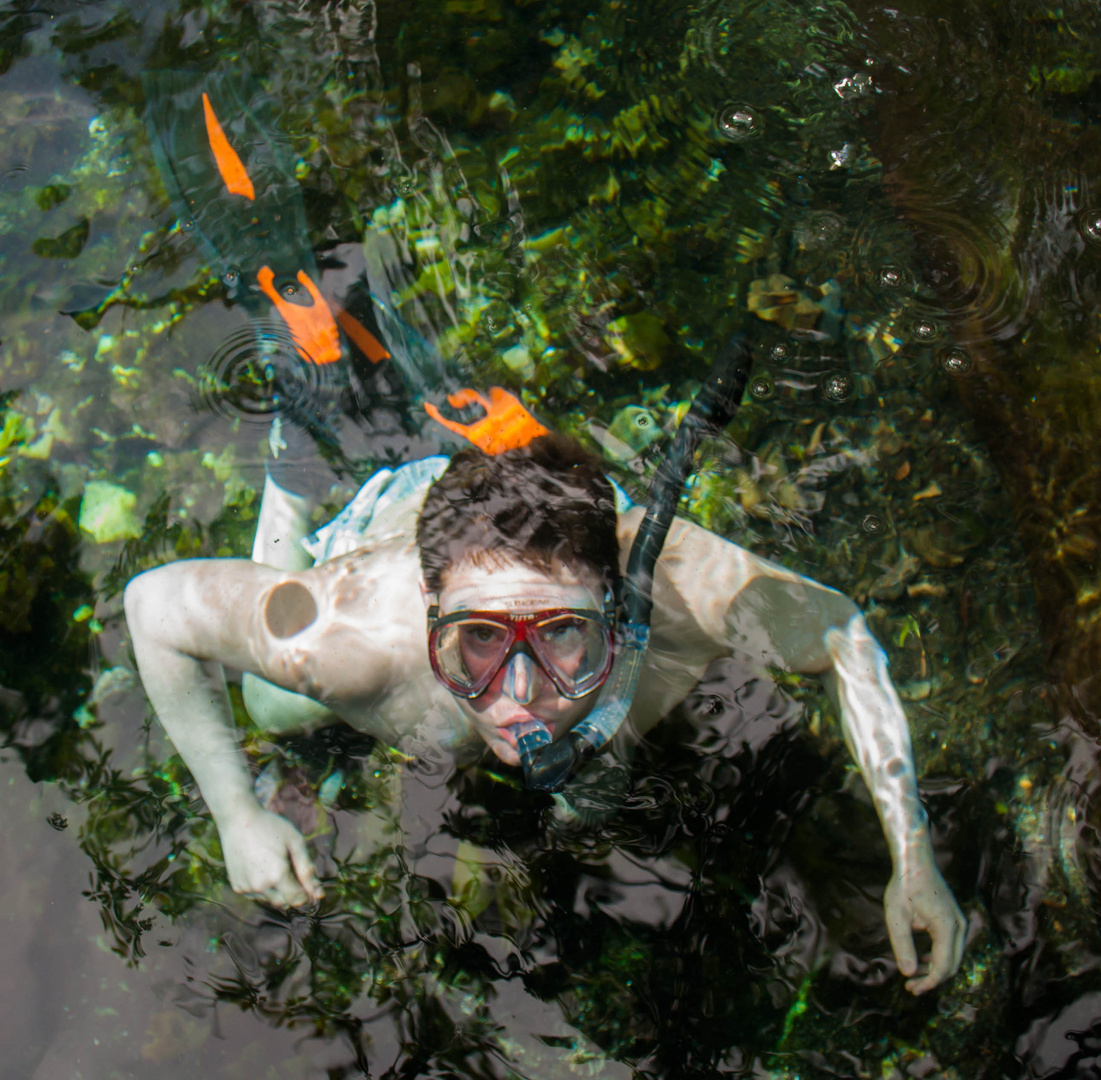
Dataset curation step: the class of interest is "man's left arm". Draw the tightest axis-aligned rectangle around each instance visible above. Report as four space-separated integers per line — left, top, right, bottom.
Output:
650 517 965 993
820 609 966 994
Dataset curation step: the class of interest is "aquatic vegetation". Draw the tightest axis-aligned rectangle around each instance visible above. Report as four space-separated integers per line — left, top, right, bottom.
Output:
1 0 1101 1075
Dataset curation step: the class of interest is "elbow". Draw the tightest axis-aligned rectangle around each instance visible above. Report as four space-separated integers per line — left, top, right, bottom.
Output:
123 568 163 642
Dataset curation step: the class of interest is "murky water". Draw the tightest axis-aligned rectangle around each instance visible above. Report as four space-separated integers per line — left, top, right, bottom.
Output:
2 0 1101 1076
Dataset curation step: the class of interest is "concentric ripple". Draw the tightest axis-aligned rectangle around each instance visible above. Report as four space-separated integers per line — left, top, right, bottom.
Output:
193 323 324 424
853 198 1028 344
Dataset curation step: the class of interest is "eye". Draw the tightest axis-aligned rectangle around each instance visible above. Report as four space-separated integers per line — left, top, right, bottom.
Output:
546 618 576 635
459 623 506 648
540 618 586 645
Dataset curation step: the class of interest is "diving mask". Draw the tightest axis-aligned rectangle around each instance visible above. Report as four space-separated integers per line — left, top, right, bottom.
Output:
427 604 615 701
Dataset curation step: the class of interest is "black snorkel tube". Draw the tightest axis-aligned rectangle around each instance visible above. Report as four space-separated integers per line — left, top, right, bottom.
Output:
511 336 753 792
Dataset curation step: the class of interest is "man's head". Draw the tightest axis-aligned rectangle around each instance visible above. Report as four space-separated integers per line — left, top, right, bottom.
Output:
416 434 621 764
416 433 620 596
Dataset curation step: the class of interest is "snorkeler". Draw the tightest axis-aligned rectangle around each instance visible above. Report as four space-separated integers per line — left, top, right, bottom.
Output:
125 369 968 997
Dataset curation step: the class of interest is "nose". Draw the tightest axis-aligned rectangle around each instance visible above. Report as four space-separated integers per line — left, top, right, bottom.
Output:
502 651 537 705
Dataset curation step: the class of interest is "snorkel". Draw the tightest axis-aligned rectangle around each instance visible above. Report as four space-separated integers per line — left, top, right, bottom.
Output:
510 337 753 792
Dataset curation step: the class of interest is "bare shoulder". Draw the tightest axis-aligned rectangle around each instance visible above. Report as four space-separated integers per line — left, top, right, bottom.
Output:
251 540 429 705
615 507 815 635
126 539 429 707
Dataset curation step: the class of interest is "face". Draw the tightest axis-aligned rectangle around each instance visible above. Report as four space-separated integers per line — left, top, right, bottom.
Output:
431 556 608 767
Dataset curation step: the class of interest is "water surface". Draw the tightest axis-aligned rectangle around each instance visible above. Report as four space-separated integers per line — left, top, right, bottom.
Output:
1 1 1100 1077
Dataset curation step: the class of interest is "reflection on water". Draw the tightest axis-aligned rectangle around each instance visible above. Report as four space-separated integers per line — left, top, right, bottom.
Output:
2 0 1101 1076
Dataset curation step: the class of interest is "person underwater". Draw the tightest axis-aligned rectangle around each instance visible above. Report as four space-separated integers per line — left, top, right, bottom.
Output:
125 340 968 996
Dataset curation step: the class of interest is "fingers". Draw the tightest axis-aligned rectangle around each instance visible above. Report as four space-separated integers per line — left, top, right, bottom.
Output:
287 832 324 904
885 900 919 978
901 904 967 996
905 971 939 996
907 909 965 996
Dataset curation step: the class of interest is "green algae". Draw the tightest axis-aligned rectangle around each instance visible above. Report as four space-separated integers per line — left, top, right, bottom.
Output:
78 479 143 543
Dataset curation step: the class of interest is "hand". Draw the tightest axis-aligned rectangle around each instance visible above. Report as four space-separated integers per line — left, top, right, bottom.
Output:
220 805 324 908
884 851 966 995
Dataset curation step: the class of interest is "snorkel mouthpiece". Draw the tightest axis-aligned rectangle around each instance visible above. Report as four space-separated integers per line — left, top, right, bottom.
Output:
514 337 752 792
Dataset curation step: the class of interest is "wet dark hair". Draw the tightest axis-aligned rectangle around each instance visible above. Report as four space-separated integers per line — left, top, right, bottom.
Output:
416 434 620 594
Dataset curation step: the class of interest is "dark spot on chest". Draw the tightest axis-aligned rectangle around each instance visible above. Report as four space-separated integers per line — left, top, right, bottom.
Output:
265 581 318 638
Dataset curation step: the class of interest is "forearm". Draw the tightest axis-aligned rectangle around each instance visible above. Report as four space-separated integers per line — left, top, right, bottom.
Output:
824 613 932 871
125 561 325 906
252 473 314 571
125 574 260 826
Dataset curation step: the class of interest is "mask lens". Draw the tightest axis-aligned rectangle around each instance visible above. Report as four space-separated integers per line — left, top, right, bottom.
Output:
531 613 612 696
433 617 512 694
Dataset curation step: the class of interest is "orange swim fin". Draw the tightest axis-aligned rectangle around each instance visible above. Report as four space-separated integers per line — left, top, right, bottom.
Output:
257 266 342 365
334 304 391 364
202 93 255 201
424 387 549 455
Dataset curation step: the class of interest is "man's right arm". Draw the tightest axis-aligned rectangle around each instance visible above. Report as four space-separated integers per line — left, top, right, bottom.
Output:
124 559 323 907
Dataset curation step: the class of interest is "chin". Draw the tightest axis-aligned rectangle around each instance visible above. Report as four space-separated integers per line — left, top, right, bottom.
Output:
489 740 520 767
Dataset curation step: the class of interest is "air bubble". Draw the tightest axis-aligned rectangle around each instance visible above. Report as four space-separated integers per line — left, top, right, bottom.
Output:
715 102 762 143
393 176 415 197
749 374 775 400
877 265 905 289
821 370 855 402
1080 208 1101 245
861 513 885 535
282 282 298 298
181 219 196 232
940 347 973 376
910 319 941 342
796 211 843 250
222 266 240 286
769 341 792 362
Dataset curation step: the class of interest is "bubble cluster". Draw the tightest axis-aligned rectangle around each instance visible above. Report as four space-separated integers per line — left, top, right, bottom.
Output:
828 144 855 169
940 347 973 376
821 370 855 402
715 103 762 142
861 513 886 536
854 198 1026 343
833 72 873 100
749 374 775 400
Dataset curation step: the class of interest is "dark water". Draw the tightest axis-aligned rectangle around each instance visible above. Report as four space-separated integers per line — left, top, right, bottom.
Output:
2 0 1101 1076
